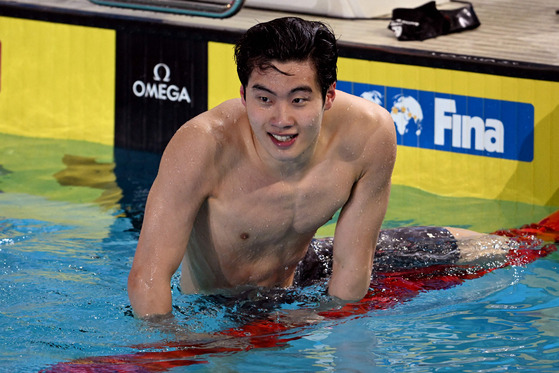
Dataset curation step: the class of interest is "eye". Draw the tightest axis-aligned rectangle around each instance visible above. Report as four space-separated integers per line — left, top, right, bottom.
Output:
292 97 308 105
258 96 271 104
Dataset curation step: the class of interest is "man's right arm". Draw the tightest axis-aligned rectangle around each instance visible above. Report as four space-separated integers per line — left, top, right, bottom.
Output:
127 122 218 319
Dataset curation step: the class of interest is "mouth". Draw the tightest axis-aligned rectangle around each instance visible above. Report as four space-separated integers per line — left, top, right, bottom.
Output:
268 132 298 147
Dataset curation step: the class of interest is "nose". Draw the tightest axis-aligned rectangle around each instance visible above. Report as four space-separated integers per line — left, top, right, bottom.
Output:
271 101 294 129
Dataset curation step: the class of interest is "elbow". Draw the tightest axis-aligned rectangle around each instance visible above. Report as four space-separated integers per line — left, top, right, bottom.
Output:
127 267 147 316
330 288 368 303
328 259 372 302
127 267 142 301
127 267 172 319
127 264 148 298
327 278 369 302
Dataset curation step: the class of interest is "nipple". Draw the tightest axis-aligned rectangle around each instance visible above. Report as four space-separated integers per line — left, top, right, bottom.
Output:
240 232 250 240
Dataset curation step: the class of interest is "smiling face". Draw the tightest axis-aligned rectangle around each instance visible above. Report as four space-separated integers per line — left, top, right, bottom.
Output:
241 59 336 171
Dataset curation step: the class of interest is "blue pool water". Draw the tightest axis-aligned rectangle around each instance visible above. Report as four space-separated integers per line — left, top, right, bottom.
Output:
1 133 559 372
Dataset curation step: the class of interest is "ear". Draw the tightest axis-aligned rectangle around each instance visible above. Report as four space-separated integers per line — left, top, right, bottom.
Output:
240 85 247 107
323 82 336 111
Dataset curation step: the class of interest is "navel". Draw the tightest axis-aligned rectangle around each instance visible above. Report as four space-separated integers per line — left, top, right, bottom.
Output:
240 232 250 240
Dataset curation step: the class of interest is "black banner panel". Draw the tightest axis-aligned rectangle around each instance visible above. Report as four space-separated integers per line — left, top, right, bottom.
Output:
115 30 208 153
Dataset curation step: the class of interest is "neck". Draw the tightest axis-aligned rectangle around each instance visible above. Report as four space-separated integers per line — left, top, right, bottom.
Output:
253 134 321 181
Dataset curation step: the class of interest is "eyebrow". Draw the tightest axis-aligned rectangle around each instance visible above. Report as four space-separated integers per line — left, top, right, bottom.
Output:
251 84 314 96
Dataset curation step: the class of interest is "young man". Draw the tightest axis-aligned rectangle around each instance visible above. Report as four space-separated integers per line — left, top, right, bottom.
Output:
128 17 500 319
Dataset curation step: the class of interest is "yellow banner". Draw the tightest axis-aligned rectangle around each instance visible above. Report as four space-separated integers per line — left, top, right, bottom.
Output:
208 41 558 206
338 58 559 206
0 17 116 145
208 41 239 108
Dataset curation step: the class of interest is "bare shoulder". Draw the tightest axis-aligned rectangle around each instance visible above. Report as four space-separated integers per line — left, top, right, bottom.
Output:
327 90 396 168
158 98 246 183
165 99 246 160
173 98 244 142
332 90 395 136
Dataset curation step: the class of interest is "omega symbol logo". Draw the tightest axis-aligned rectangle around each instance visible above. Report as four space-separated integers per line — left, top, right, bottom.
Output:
153 63 171 82
132 62 191 103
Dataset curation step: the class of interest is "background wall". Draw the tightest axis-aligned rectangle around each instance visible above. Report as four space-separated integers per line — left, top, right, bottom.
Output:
1 14 557 208
0 16 116 145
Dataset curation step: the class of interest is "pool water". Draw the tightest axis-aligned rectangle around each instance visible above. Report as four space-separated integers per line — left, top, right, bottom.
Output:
1 133 559 372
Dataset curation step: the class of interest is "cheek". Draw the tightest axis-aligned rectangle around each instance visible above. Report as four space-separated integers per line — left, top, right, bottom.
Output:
246 107 265 128
308 112 323 132
247 112 272 141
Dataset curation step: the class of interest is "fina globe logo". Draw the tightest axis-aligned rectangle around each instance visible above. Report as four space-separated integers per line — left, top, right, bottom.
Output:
132 63 191 103
341 81 534 162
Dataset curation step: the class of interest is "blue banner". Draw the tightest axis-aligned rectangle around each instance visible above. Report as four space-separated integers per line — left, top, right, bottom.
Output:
337 81 534 162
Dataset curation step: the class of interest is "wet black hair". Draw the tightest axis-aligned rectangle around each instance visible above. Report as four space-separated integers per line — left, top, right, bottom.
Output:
234 17 338 99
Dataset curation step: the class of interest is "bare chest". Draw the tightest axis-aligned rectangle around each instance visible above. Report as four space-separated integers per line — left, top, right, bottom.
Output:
215 167 354 242
183 168 353 290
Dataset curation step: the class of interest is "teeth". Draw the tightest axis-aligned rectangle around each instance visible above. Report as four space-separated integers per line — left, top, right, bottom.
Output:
271 134 295 142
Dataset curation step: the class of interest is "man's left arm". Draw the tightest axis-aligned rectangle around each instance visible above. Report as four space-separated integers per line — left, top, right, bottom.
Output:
328 107 396 301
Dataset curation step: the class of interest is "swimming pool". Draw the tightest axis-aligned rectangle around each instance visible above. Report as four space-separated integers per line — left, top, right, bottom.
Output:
1 132 559 372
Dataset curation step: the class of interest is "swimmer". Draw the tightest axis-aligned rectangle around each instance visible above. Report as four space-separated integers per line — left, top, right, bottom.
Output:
127 17 509 319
